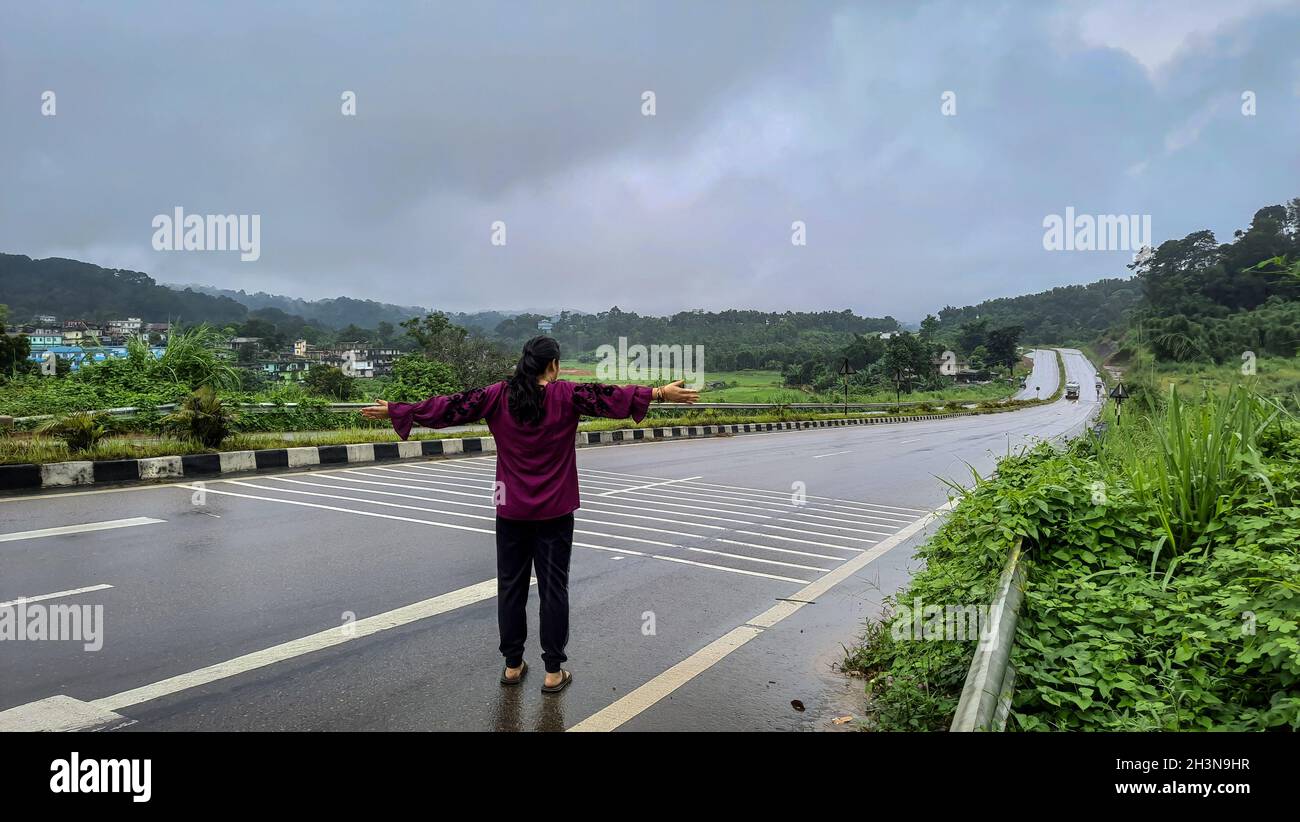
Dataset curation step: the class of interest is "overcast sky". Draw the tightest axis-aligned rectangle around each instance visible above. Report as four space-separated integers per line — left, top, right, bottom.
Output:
2 0 1298 321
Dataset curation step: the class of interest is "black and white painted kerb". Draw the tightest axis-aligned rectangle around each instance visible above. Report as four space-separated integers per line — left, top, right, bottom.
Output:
0 412 969 493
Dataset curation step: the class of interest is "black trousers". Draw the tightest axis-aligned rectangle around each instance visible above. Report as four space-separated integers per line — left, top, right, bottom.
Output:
495 513 574 673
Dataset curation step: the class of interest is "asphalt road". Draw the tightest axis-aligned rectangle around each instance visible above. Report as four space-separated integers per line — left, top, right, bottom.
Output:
0 349 1100 732
1014 348 1062 401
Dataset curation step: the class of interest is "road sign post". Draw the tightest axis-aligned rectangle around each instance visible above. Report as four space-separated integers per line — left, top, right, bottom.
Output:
837 358 856 418
1108 381 1130 425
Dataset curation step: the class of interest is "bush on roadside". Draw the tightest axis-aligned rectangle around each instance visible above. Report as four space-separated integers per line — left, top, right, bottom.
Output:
35 411 110 453
162 386 235 448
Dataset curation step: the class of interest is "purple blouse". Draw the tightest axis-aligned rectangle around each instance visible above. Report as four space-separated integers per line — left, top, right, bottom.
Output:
386 380 652 521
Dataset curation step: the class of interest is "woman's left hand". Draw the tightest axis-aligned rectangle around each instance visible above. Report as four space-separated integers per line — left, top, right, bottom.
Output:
361 399 391 420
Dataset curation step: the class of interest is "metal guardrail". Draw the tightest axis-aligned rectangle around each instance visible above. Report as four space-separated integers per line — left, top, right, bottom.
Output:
950 538 1026 732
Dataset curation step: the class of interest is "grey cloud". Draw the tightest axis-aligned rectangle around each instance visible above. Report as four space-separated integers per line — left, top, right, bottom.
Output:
1 0 1297 319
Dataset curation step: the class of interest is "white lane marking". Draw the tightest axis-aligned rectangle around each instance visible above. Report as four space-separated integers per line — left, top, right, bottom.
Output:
811 450 854 459
0 695 129 733
592 489 774 519
93 577 508 713
568 627 764 732
0 517 165 543
596 481 918 522
762 521 892 540
667 546 831 573
584 497 760 525
598 487 782 514
576 467 927 512
775 517 897 537
568 498 957 732
598 476 703 497
185 485 802 586
230 480 681 555
899 439 919 444
651 557 808 584
186 484 496 534
0 584 114 608
731 529 859 552
782 507 914 526
712 538 847 561
402 462 647 494
675 478 930 513
299 474 866 565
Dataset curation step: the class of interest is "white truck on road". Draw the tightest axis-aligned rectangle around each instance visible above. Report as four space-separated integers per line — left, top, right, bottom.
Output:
1065 381 1080 400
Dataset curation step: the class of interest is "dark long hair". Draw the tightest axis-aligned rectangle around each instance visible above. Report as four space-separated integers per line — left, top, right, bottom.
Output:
507 335 561 425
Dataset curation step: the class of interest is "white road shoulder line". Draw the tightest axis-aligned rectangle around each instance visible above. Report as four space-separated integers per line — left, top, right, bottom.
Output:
92 577 511 714
568 498 957 732
811 450 854 459
0 584 114 608
0 517 165 543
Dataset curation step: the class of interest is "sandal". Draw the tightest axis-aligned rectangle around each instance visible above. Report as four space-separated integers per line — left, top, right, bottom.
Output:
540 669 573 694
500 661 528 686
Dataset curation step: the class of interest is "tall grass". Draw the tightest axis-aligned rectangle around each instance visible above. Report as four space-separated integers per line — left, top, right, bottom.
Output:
152 325 240 391
1104 384 1279 565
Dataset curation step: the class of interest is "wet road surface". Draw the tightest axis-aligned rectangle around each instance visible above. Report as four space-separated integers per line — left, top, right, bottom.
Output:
0 350 1099 731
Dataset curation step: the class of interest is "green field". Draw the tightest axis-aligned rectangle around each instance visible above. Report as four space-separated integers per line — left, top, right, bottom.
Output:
559 361 1017 404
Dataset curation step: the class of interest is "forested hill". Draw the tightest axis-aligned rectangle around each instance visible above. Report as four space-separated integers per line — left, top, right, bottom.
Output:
0 254 249 325
935 278 1144 344
173 284 509 332
493 307 901 370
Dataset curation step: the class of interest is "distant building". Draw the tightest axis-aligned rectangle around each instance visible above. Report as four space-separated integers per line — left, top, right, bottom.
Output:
306 343 400 376
260 359 312 381
107 317 143 336
293 338 309 357
536 319 554 333
27 333 64 349
27 344 163 370
226 336 262 352
35 314 57 325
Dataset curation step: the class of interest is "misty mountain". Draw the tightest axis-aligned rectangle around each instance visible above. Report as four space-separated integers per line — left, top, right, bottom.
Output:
0 254 249 325
169 283 517 333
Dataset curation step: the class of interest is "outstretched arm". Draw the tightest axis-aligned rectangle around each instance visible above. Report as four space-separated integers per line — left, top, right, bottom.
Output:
361 385 495 440
571 379 699 421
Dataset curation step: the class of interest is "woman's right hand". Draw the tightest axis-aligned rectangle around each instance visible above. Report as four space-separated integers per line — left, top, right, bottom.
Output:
360 398 391 420
658 380 700 404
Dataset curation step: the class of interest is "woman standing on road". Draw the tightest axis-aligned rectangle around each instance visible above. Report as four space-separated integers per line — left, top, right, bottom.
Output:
361 336 699 693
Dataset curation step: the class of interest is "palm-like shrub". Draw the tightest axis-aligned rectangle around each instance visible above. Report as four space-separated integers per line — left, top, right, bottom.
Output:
37 411 109 453
163 385 234 448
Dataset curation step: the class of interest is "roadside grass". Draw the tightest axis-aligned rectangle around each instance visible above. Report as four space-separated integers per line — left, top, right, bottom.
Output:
1150 355 1300 402
842 379 1300 731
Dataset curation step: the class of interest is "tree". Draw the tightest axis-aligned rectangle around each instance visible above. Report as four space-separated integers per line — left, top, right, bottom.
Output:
305 365 355 400
385 354 458 402
0 331 32 378
880 332 927 402
957 319 989 356
400 312 514 390
919 314 940 343
984 325 1023 373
